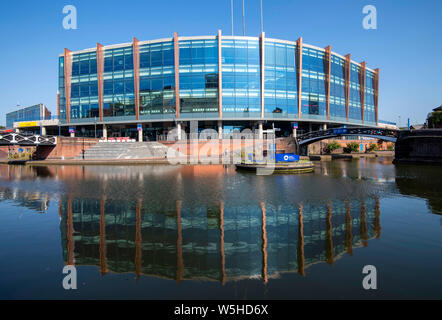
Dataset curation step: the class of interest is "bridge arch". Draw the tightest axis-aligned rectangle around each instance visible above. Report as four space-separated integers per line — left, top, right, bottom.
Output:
296 127 398 146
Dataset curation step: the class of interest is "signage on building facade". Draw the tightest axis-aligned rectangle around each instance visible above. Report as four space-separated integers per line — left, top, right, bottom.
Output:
18 121 38 128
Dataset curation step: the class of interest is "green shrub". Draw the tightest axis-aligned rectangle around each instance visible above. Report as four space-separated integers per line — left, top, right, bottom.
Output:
344 142 360 153
366 143 378 152
325 141 341 153
387 144 394 151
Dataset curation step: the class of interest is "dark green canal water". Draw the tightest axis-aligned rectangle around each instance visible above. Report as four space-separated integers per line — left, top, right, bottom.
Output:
0 157 441 299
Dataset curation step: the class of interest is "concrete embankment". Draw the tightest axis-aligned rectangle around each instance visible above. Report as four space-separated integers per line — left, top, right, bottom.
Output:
309 151 393 161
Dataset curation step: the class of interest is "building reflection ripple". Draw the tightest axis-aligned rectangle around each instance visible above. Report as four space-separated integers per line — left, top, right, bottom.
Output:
59 195 381 283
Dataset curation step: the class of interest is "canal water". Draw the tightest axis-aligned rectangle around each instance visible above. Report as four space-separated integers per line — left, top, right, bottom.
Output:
0 158 441 299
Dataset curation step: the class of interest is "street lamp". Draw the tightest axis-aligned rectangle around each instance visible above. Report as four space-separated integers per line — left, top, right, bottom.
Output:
81 127 86 160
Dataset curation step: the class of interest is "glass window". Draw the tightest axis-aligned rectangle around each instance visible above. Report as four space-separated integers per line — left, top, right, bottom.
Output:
179 39 219 114
104 54 113 72
139 41 176 116
114 54 124 71
125 79 134 94
80 84 89 97
114 80 124 94
104 80 113 95
72 61 79 76
140 51 151 68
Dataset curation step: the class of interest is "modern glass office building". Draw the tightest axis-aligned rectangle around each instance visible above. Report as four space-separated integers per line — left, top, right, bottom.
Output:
6 104 51 129
58 32 379 139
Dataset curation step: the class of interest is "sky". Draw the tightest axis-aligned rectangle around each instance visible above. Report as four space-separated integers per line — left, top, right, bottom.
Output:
0 0 441 126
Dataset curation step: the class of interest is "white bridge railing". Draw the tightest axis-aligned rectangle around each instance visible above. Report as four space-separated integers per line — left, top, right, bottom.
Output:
0 133 57 145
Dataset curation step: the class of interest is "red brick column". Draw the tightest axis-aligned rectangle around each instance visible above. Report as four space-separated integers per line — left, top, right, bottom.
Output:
344 54 351 122
374 68 379 126
174 32 180 119
325 46 332 120
133 38 140 121
296 38 303 119
64 49 72 124
360 61 366 124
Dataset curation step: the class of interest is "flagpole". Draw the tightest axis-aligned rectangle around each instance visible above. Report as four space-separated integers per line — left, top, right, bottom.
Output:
231 0 234 35
260 0 264 33
242 0 245 36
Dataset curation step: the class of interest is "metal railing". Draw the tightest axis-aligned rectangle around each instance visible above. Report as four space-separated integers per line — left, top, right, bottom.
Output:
296 127 398 145
0 133 57 145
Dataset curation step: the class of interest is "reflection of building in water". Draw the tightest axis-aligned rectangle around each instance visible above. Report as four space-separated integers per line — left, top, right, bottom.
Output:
59 197 381 282
0 187 50 213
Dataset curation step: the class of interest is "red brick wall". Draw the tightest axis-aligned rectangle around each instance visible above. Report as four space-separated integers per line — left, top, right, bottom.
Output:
309 139 394 154
0 145 36 159
36 137 99 159
161 139 255 156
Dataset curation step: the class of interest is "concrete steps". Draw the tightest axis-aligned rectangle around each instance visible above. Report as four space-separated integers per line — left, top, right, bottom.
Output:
75 142 177 160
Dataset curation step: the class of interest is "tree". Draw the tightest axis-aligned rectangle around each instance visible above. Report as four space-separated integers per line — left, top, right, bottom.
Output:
325 141 341 153
344 142 360 153
426 105 442 128
366 143 378 152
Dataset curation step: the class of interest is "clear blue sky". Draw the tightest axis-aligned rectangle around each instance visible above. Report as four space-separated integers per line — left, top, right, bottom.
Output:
0 0 441 126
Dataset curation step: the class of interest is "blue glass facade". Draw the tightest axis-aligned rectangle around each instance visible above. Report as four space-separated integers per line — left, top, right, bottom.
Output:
330 55 347 122
102 46 135 121
179 39 218 117
139 41 175 119
349 63 363 122
364 70 376 124
71 51 100 120
222 38 261 117
264 41 298 117
58 35 379 127
301 47 327 120
6 104 51 128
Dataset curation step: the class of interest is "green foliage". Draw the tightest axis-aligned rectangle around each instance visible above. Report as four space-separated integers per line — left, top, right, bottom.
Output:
325 141 341 153
344 142 360 153
8 151 34 160
387 144 394 151
366 143 378 152
427 110 442 128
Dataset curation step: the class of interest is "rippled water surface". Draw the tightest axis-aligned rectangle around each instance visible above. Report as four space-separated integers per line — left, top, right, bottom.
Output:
0 158 441 299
